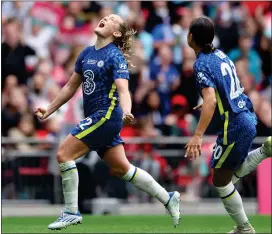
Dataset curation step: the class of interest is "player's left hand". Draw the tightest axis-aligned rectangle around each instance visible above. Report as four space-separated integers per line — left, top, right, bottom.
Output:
185 135 202 160
193 104 203 110
123 112 134 124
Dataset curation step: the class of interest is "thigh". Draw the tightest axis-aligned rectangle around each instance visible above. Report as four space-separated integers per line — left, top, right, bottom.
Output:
102 144 130 177
58 134 90 162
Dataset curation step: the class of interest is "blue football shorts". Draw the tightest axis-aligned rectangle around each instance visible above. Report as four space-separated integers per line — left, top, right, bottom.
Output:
71 107 123 157
210 110 257 170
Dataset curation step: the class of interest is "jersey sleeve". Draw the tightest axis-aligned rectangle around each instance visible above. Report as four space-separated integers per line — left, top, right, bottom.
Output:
194 62 216 90
74 47 90 75
111 53 130 81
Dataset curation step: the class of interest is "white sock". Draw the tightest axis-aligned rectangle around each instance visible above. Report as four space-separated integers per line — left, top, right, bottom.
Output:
59 161 79 214
216 182 249 226
232 147 266 184
122 164 170 205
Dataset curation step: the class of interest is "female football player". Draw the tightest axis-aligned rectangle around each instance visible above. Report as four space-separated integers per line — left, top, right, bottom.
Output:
185 16 271 233
35 14 180 230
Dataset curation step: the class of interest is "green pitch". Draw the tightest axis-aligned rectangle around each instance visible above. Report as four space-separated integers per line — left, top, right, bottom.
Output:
2 215 271 233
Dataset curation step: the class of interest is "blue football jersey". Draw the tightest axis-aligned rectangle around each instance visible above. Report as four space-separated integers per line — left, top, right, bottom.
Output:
74 43 129 117
194 49 256 123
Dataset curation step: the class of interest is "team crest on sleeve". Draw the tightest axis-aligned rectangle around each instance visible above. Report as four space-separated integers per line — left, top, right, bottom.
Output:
119 63 127 69
97 60 104 68
197 72 207 83
238 100 246 109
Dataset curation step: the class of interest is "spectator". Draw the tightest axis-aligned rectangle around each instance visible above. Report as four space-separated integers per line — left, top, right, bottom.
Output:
67 2 86 27
248 90 271 136
2 87 28 136
133 14 154 62
2 2 33 23
116 1 142 26
2 18 36 86
2 75 19 108
8 114 37 151
146 91 163 130
129 40 146 95
175 45 198 110
215 2 239 53
135 116 160 138
228 31 262 84
29 72 49 110
235 58 255 94
150 45 180 117
23 17 55 59
145 1 171 33
163 95 197 136
172 7 193 68
149 2 175 53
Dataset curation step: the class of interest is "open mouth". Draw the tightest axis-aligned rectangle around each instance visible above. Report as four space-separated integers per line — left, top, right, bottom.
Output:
98 22 105 28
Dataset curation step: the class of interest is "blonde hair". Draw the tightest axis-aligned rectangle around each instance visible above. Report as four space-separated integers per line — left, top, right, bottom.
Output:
113 23 136 67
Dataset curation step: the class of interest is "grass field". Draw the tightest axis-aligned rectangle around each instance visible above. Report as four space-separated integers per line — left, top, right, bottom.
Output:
2 215 271 233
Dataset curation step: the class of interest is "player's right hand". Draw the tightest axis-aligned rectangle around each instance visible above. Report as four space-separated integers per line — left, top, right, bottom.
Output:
34 107 50 120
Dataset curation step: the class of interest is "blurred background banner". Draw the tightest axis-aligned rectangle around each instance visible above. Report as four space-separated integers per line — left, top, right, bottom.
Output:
257 158 271 215
1 1 271 216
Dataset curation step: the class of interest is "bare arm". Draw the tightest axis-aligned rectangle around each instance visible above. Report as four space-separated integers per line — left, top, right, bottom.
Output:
195 87 217 136
185 87 217 160
35 72 82 119
115 78 131 114
115 78 134 124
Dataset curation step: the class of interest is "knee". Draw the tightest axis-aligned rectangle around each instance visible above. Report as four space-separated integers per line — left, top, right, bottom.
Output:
212 175 231 187
56 147 67 163
111 164 130 178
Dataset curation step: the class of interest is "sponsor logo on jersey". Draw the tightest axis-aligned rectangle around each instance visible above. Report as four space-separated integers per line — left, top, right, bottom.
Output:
87 59 97 64
238 100 246 109
97 60 104 67
117 70 129 73
83 70 95 95
119 63 127 69
197 72 207 83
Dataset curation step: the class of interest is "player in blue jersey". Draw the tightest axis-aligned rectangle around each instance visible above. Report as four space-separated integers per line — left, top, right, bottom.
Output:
185 16 271 234
35 14 180 230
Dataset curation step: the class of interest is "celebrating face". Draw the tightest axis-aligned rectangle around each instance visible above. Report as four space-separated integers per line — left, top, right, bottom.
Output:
94 14 124 38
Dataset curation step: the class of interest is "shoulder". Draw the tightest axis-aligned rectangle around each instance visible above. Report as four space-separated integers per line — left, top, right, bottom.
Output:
194 56 215 82
77 46 92 59
106 44 123 57
107 44 127 64
194 57 208 71
78 46 93 58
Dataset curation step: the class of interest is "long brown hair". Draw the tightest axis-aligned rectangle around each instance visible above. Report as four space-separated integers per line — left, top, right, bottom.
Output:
113 23 136 67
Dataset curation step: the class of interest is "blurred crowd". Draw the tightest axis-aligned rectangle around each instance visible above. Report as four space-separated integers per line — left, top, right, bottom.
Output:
2 1 271 201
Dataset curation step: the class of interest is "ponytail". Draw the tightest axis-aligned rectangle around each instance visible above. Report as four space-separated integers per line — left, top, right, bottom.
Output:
202 43 216 54
113 23 137 67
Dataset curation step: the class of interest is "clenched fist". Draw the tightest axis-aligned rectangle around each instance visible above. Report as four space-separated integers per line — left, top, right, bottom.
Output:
122 112 134 124
34 107 51 120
